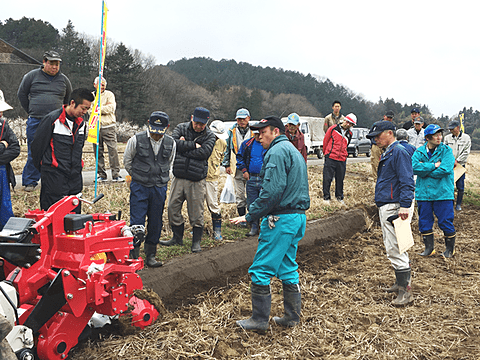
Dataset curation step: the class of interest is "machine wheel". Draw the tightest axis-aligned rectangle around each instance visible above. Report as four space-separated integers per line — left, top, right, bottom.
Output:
16 348 35 360
353 147 359 157
366 148 371 157
316 148 323 159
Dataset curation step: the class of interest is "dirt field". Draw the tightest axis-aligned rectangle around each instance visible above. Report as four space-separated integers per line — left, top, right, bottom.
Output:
61 155 480 359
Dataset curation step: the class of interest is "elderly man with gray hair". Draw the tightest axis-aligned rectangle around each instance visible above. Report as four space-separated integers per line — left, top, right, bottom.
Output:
91 76 123 182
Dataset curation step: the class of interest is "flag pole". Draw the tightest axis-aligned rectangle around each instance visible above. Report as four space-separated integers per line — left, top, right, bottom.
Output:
87 0 108 197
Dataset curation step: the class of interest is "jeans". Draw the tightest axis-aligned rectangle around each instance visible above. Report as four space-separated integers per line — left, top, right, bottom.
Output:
22 117 42 186
246 175 262 209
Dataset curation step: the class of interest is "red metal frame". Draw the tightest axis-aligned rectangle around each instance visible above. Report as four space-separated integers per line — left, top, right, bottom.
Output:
5 195 159 360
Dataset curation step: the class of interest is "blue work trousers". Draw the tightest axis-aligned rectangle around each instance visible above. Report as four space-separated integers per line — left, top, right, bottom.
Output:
22 116 42 187
130 182 167 245
249 213 306 286
417 200 455 235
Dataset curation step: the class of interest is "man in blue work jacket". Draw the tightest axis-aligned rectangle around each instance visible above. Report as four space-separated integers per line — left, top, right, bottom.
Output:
231 116 310 331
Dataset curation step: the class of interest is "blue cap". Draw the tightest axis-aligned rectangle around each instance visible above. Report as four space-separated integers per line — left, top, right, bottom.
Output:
424 124 443 138
236 108 250 119
411 107 420 114
287 113 300 125
149 111 169 135
192 107 210 124
366 121 396 139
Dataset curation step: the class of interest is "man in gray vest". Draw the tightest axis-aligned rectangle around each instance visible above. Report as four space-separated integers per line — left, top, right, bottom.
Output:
124 111 176 267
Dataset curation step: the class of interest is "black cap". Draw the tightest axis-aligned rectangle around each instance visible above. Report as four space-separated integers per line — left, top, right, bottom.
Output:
43 50 62 61
148 111 169 134
448 120 460 130
250 116 285 133
367 121 397 139
385 110 394 118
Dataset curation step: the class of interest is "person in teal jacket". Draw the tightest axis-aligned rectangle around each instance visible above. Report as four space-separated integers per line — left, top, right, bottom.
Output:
230 116 310 332
412 124 456 258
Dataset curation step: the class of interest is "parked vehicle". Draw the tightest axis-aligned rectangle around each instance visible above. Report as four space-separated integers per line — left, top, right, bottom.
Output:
282 116 325 159
347 127 371 157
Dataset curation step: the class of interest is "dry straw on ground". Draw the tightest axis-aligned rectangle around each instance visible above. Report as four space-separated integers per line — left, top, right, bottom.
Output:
10 151 480 359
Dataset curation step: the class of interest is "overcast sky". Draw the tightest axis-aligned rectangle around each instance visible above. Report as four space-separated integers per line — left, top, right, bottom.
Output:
3 0 478 117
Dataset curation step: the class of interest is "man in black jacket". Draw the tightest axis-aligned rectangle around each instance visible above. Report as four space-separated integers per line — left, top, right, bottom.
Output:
0 90 20 229
31 88 94 212
161 107 216 253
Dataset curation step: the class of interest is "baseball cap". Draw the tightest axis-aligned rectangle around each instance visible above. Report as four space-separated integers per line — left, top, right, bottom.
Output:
448 120 460 129
148 111 169 135
411 107 420 114
43 50 62 62
236 108 250 119
192 107 210 124
250 116 285 133
414 116 424 124
286 113 300 125
0 90 13 112
367 121 397 139
385 110 394 118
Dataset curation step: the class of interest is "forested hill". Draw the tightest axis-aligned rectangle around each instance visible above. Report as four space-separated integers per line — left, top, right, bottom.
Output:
167 57 430 127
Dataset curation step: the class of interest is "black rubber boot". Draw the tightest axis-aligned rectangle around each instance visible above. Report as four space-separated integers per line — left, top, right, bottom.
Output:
191 226 203 253
160 224 184 246
236 283 271 332
442 233 456 258
392 268 413 306
246 221 259 237
419 232 435 256
144 243 163 267
129 245 140 259
456 190 464 211
273 283 301 327
212 213 223 241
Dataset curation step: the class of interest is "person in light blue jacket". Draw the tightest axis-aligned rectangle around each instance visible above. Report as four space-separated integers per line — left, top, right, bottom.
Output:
412 124 456 258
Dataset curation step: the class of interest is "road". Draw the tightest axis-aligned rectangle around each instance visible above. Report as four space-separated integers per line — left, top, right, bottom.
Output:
14 155 370 188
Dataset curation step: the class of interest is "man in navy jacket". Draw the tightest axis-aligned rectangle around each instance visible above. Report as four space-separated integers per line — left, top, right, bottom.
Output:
367 121 415 306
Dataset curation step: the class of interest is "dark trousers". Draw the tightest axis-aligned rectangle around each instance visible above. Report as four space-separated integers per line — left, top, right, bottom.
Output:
456 173 465 192
130 182 167 245
40 167 81 213
322 157 346 200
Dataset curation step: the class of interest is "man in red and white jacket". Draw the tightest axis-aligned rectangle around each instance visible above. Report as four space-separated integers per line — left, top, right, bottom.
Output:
322 113 356 204
31 88 94 212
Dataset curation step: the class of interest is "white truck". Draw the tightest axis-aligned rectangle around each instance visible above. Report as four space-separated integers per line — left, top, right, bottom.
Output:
282 116 325 159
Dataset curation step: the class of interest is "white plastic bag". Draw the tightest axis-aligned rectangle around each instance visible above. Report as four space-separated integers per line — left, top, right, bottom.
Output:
220 174 236 203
